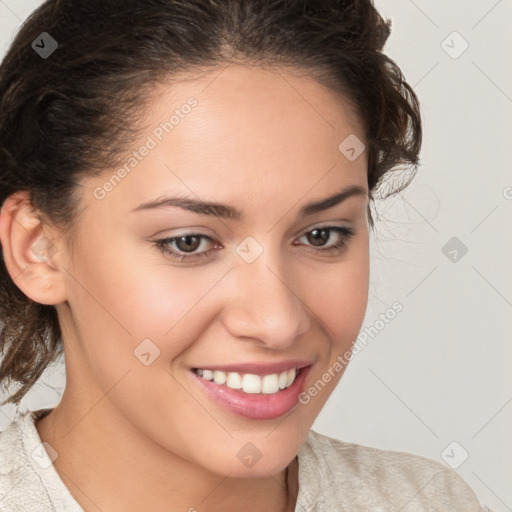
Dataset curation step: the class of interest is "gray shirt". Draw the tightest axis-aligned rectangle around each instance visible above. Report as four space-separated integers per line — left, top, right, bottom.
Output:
0 408 491 511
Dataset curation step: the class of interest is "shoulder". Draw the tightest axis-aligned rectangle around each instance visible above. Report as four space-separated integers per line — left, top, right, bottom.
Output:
0 408 50 509
297 429 491 511
0 408 82 511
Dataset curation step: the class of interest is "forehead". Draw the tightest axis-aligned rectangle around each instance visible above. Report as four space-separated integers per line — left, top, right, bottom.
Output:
81 64 367 216
149 63 364 145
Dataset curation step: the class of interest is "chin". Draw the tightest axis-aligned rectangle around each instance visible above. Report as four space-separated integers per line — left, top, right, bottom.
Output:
198 435 301 479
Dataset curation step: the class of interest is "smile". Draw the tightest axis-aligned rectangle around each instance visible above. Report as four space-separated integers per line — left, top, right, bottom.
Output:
192 367 300 395
190 364 312 420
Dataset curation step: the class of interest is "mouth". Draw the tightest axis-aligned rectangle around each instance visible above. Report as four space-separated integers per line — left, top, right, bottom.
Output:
189 363 312 420
191 366 305 394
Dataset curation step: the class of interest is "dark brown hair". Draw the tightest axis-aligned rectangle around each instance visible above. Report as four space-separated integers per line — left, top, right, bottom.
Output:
0 0 421 405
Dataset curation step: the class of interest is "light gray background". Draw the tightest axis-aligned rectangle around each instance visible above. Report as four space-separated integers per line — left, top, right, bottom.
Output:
1 1 511 510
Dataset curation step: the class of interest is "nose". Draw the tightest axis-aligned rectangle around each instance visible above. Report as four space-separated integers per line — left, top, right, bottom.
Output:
221 248 311 349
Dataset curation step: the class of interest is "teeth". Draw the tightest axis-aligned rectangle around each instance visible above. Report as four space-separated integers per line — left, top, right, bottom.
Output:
226 372 243 389
261 374 279 394
286 368 296 387
278 370 289 390
202 369 214 380
213 370 226 385
194 367 299 394
242 373 261 393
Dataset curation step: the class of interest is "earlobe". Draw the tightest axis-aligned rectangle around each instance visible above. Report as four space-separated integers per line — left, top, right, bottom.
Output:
0 191 67 306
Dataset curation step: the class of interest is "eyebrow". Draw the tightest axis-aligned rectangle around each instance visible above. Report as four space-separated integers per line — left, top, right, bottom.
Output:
130 184 367 221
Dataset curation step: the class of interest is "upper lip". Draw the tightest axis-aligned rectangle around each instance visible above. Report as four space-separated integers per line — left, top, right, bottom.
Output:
191 360 313 376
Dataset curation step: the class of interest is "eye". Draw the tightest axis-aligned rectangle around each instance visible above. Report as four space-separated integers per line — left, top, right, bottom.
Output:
154 225 355 263
154 233 217 262
295 226 355 255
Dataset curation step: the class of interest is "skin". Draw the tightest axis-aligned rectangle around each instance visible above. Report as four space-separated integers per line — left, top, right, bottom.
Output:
0 64 370 512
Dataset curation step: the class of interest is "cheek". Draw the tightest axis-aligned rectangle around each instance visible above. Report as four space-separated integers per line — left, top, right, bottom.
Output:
65 236 233 373
308 243 370 345
300 238 369 395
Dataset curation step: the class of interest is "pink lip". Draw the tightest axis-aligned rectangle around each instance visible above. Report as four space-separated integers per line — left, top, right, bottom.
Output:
190 359 313 376
190 364 312 420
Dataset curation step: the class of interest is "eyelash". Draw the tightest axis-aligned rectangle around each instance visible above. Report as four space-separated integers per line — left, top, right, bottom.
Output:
154 226 355 263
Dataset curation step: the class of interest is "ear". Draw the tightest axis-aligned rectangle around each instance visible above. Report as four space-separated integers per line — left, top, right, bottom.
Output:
0 191 67 305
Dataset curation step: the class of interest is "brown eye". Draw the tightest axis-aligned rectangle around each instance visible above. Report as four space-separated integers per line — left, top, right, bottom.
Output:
154 233 216 262
306 228 331 247
154 226 355 264
174 234 202 253
297 226 355 253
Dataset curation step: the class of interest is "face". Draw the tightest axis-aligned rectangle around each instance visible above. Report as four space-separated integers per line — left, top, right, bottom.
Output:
56 64 370 478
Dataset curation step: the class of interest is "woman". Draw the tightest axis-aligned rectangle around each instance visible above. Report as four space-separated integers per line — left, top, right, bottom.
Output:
0 0 492 510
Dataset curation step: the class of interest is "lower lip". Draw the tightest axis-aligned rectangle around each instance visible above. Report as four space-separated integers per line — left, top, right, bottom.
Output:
190 366 311 420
